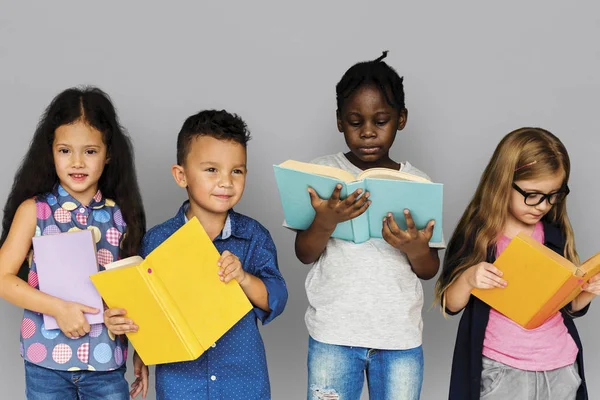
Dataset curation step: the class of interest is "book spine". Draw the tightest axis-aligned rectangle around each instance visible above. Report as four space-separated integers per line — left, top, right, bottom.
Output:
526 276 581 329
140 263 204 359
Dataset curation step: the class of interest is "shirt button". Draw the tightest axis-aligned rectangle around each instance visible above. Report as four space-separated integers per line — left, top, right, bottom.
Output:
211 343 216 348
210 375 216 381
79 208 85 213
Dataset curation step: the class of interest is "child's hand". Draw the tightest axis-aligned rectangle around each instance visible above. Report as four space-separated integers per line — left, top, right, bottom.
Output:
582 272 600 296
381 210 434 256
218 250 246 285
130 351 149 398
104 308 139 335
54 300 99 339
464 262 507 290
308 185 370 229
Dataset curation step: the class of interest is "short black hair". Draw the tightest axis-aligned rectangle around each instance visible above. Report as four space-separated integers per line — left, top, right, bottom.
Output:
336 51 406 113
176 109 251 165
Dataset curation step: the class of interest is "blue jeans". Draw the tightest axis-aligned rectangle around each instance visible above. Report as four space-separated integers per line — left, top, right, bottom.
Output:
308 336 424 400
24 361 129 400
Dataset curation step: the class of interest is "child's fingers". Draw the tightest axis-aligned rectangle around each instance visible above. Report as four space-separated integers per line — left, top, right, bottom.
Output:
482 273 507 288
385 214 409 239
349 199 371 219
402 209 419 237
328 184 343 203
344 188 363 206
422 220 436 240
217 251 232 266
104 308 127 318
483 263 503 277
307 188 322 209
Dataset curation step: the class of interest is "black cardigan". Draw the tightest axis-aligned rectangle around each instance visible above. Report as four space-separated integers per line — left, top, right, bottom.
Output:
446 222 589 400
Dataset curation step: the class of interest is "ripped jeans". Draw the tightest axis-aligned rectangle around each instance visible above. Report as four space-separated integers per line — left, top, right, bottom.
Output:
307 336 423 400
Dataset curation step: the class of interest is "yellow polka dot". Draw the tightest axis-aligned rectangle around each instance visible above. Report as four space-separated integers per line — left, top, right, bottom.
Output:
105 199 116 207
61 201 77 211
68 227 82 232
108 330 115 341
87 365 96 371
67 367 81 371
87 226 101 243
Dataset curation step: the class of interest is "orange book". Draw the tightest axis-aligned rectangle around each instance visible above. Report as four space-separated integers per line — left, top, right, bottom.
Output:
471 232 600 329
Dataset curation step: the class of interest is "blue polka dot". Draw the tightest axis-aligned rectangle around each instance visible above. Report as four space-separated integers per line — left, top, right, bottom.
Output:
92 210 111 223
93 343 112 364
57 186 69 197
41 324 60 339
46 194 57 206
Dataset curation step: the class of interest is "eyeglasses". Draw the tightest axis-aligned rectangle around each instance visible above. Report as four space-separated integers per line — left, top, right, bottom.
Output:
512 182 570 206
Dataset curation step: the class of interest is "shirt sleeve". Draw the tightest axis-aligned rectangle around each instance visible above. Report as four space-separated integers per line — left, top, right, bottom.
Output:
245 227 288 325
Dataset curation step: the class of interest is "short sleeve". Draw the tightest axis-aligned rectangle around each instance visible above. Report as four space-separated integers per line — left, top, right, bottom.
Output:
245 227 288 325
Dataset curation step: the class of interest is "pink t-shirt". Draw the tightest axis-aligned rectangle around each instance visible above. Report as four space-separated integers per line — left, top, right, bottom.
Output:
482 222 578 371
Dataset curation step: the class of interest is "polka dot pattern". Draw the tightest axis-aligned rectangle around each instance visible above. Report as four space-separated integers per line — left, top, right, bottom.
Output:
142 203 286 398
113 210 125 226
42 225 60 235
28 271 38 288
40 324 60 340
27 343 47 363
52 343 72 364
89 324 103 338
93 209 111 223
94 343 112 364
36 203 51 220
21 318 36 339
20 184 126 372
53 208 71 223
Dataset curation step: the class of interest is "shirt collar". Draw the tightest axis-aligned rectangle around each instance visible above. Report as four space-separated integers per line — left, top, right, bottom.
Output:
53 183 105 211
178 200 251 240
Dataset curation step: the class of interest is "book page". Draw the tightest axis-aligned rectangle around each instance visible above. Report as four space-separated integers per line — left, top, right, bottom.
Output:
579 252 600 278
278 160 356 183
103 256 144 271
357 168 431 183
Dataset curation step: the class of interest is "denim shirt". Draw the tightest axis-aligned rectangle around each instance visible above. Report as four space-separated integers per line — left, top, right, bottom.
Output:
140 202 288 399
21 184 128 371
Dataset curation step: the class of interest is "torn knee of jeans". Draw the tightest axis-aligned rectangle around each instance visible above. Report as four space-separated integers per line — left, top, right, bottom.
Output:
310 385 340 400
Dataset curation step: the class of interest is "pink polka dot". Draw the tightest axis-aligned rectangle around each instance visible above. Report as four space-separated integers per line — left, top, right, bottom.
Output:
27 343 47 363
77 343 90 363
36 203 51 220
97 249 113 266
28 271 39 288
53 208 71 223
52 343 72 364
21 318 36 339
89 324 103 338
76 213 87 226
123 347 128 362
106 228 122 247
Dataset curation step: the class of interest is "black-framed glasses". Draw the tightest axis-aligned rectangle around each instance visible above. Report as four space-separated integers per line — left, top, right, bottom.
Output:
512 182 570 206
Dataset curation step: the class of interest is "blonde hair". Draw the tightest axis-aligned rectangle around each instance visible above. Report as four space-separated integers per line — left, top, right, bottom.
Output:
435 127 578 309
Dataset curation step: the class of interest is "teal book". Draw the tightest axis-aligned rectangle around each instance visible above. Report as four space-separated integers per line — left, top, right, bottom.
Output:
274 160 443 244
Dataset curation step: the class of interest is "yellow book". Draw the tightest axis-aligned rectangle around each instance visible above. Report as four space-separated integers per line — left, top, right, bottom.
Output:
90 217 253 365
471 232 600 329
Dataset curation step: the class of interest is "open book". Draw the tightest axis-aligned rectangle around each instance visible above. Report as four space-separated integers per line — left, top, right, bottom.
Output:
33 230 104 330
90 217 252 365
471 232 600 329
273 159 443 244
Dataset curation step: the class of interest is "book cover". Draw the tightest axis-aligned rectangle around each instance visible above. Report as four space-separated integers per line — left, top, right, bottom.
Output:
273 160 443 244
471 232 600 329
32 230 104 330
90 217 253 365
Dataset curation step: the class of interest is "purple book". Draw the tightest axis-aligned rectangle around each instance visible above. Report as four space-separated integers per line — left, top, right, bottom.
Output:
32 229 104 330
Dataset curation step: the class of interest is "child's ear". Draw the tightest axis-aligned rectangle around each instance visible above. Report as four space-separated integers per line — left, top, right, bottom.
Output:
397 108 408 131
171 164 188 188
336 109 343 132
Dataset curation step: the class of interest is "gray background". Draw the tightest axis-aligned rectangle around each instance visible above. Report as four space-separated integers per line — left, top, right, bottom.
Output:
1 1 599 399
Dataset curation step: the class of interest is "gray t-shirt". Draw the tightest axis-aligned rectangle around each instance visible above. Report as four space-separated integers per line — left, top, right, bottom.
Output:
303 153 445 350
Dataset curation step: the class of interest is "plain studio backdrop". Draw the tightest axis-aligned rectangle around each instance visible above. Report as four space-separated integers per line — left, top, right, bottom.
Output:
1 1 599 399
